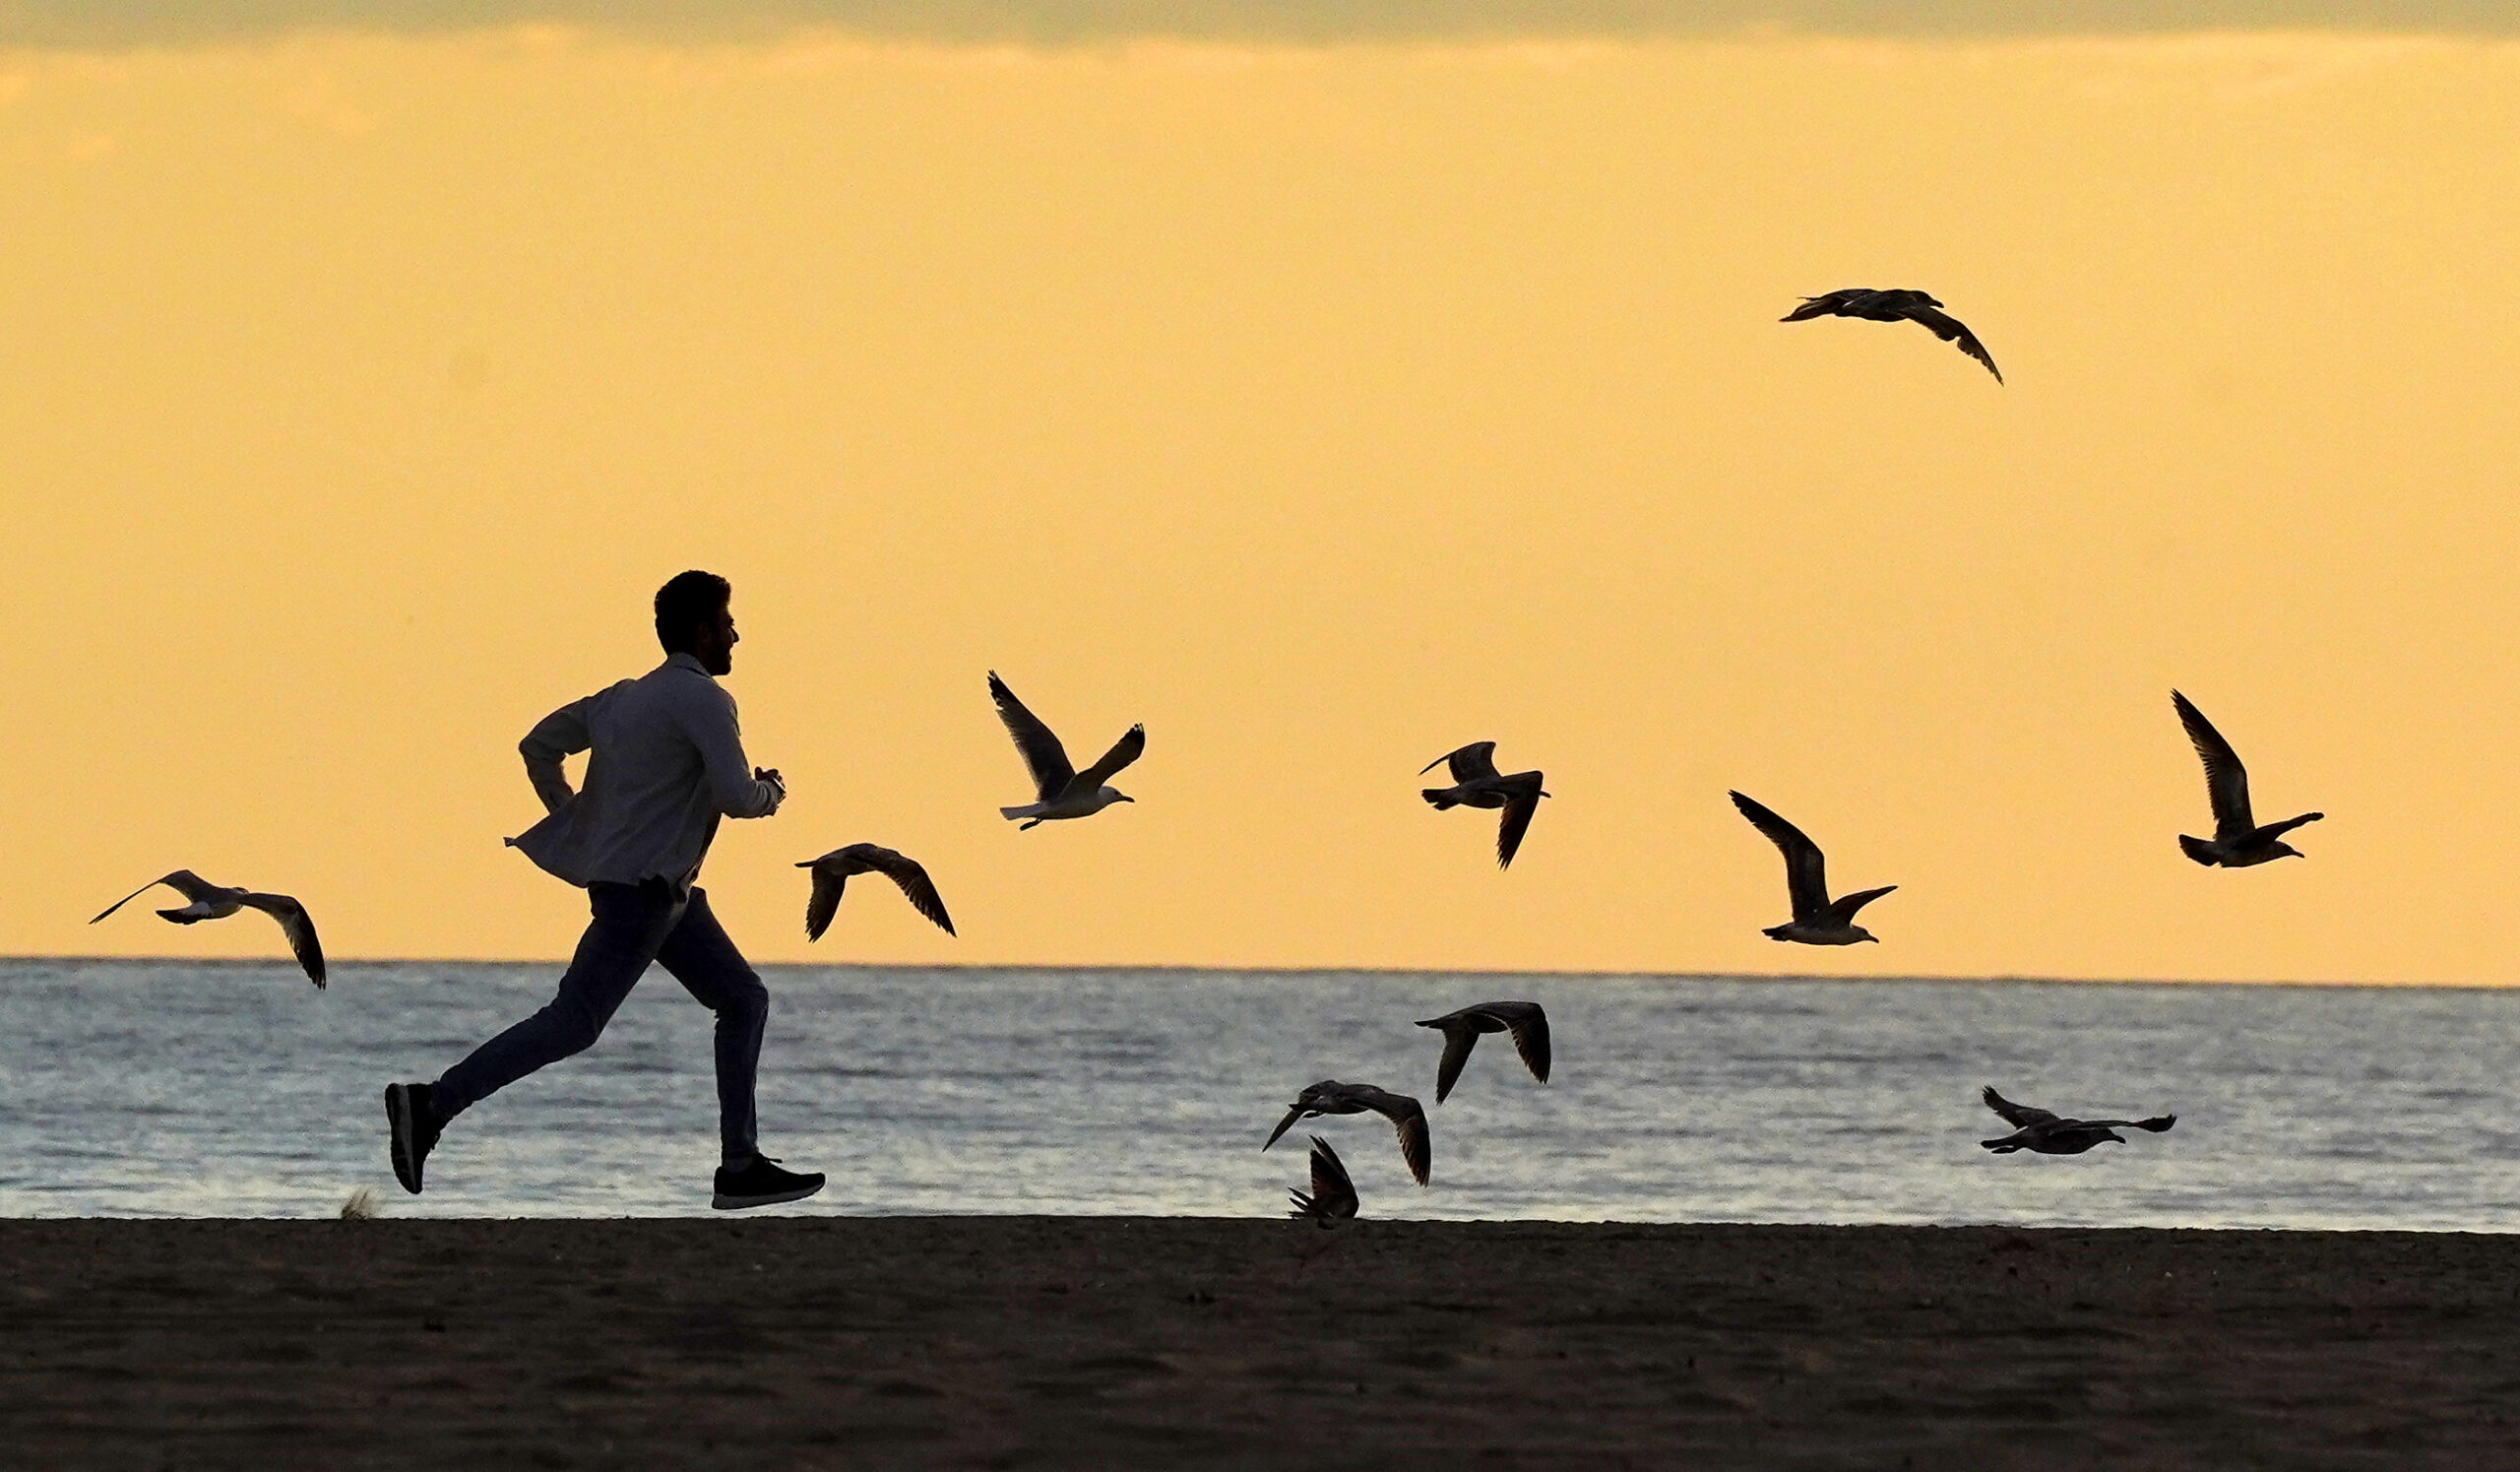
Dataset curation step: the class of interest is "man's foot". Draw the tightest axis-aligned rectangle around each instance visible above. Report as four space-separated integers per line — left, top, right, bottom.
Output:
712 1156 824 1211
386 1082 442 1195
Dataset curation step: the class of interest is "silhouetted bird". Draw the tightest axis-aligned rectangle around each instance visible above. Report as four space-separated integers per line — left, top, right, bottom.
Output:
1416 1000 1551 1104
1783 288 2002 382
1980 1086 2177 1155
798 844 955 939
1287 1135 1359 1226
1729 792 1896 945
90 870 326 987
1264 1081 1431 1186
2172 690 2323 867
1420 742 1548 868
989 672 1144 829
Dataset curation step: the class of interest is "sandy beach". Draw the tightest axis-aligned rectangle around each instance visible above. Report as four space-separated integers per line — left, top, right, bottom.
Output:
4 1218 2516 1468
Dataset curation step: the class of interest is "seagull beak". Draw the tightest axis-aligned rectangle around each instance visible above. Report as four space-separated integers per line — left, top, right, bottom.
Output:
1263 1107 1303 1151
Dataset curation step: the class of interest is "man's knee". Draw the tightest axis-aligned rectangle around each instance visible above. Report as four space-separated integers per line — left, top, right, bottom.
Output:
719 968 768 1026
540 998 609 1058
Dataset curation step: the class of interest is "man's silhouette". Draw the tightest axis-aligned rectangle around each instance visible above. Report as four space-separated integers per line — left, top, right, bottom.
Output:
387 571 822 1209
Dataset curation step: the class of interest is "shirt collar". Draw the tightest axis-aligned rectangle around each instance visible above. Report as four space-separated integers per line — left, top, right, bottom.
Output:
662 652 713 677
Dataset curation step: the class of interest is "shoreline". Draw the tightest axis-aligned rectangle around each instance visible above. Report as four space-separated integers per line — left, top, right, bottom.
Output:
8 1218 2516 1467
7 954 2511 991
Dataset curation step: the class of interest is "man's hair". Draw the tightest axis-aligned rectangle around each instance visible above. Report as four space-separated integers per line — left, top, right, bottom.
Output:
655 570 732 653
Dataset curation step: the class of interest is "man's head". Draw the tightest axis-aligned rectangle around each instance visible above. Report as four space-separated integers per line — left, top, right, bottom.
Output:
656 570 737 675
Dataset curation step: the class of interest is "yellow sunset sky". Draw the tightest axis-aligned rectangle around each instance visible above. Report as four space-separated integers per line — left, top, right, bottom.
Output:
6 10 2517 981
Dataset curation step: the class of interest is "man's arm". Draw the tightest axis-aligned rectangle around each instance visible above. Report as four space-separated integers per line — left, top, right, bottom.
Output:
519 695 596 816
676 683 783 818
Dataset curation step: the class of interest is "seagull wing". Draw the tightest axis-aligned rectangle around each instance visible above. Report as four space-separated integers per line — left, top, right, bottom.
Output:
1429 1025 1479 1104
1903 303 2002 382
1496 1002 1550 1084
1068 724 1146 799
1494 776 1544 868
1982 1086 2059 1129
1360 1088 1431 1186
1420 741 1499 781
2173 690 2255 839
798 861 848 942
1781 288 1870 322
1824 884 1898 925
1263 1103 1307 1151
90 870 203 925
2082 1115 2178 1133
1306 1136 1358 1219
240 893 325 988
988 672 1075 802
1731 792 1830 921
857 846 957 937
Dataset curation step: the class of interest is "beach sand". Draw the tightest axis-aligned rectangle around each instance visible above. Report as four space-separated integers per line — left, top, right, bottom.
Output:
3 1217 2516 1469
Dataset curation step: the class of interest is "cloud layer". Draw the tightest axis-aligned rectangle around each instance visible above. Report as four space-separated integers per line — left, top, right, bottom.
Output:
3 1 2517 48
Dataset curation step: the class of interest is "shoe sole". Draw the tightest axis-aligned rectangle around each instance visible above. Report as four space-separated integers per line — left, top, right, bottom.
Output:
711 1181 825 1211
385 1085 424 1195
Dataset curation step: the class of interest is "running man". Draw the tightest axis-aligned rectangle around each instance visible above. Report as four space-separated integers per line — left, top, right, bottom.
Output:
386 571 823 1209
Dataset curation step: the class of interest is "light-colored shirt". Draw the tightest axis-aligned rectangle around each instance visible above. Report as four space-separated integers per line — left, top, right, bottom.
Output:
507 653 784 890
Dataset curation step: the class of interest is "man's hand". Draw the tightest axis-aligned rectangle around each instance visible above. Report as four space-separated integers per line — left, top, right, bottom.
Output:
756 767 787 808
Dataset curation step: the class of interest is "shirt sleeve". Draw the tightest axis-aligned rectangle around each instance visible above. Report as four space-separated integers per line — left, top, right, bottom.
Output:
675 680 782 819
520 694 596 815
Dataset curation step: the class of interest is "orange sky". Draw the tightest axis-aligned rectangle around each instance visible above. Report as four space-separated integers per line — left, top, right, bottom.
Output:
5 28 2517 980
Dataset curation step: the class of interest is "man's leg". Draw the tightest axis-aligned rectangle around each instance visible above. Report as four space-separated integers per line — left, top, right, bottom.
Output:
654 888 821 1209
651 887 770 1165
388 880 683 1192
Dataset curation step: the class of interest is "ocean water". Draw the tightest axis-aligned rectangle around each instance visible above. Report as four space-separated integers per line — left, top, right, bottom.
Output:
2 960 2516 1229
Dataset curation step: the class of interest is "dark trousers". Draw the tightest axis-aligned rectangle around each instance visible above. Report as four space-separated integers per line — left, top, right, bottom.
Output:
432 881 769 1163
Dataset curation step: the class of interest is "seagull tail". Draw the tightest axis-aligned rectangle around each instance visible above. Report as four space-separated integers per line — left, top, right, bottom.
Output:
2177 834 2219 866
1000 804 1040 821
1420 789 1460 810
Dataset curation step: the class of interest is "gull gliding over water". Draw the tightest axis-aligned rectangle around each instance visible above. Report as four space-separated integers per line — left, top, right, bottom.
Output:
1980 1086 2177 1155
1416 1000 1551 1104
1263 1081 1431 1186
989 672 1144 829
1287 1135 1358 1227
90 870 327 987
1729 792 1896 945
2173 690 2324 867
1783 288 2003 383
797 844 955 939
1420 741 1549 868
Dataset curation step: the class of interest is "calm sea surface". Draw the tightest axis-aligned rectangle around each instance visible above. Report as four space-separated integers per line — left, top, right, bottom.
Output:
3 960 2517 1229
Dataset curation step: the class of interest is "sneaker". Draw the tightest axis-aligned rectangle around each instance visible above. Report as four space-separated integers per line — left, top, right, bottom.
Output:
386 1082 442 1195
712 1156 825 1211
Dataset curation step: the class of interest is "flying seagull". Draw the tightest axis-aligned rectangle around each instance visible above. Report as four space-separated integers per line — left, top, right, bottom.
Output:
1263 1081 1431 1186
1287 1135 1359 1227
1783 288 2002 383
1729 791 1896 945
989 672 1144 829
798 844 955 939
90 870 326 988
1420 741 1549 868
2173 690 2323 867
1980 1086 2177 1155
1416 1000 1550 1104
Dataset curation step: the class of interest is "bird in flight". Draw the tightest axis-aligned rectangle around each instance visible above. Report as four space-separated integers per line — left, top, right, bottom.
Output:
1264 1081 1431 1186
90 870 326 988
1729 792 1896 945
1783 288 2002 382
1980 1086 2177 1155
989 672 1144 829
2172 690 2323 867
1286 1135 1359 1227
1416 1000 1551 1104
1420 741 1549 868
797 844 955 939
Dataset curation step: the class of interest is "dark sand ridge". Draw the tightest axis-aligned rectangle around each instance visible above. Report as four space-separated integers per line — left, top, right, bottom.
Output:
6 1218 2518 1469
